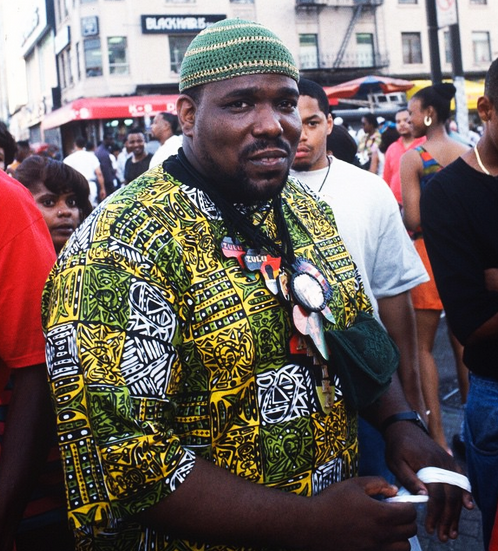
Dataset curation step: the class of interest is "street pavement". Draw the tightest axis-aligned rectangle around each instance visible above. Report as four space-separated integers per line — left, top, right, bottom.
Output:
414 314 484 551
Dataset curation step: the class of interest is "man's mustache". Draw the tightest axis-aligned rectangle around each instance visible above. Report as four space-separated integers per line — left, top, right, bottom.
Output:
241 139 292 158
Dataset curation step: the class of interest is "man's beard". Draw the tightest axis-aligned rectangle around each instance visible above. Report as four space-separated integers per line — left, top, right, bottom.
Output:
291 159 313 172
200 139 292 204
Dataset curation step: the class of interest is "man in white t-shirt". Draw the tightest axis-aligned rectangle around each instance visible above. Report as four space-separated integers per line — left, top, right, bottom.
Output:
291 79 429 482
149 112 183 169
64 136 105 207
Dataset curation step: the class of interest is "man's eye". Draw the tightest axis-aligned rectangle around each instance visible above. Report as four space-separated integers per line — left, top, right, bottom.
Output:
226 100 250 109
279 100 297 110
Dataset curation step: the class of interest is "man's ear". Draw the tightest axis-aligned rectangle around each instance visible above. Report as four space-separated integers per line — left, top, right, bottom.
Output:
327 113 333 136
477 95 493 122
176 95 197 138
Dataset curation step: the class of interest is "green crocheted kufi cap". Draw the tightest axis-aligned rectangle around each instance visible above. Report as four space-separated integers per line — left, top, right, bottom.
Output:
179 18 299 92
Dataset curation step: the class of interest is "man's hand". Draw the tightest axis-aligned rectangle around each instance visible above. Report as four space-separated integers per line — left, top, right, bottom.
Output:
136 455 417 551
309 476 417 551
384 421 474 542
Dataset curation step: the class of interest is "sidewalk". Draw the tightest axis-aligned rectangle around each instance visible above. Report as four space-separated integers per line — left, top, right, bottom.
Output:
415 315 484 551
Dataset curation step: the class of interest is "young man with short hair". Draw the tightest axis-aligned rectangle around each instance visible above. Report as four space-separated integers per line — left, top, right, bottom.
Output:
291 78 429 482
421 57 498 549
149 112 182 169
124 128 153 184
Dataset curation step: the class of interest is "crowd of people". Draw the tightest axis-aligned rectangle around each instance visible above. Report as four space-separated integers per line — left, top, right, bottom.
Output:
0 18 497 551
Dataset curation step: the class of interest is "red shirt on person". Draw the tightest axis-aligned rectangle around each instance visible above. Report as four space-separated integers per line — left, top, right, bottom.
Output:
383 136 426 205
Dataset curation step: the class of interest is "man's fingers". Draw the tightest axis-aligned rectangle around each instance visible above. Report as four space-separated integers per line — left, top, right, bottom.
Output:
359 476 399 499
425 482 463 541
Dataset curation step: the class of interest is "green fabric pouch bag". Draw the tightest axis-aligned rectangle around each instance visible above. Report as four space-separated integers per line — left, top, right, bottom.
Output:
325 311 400 411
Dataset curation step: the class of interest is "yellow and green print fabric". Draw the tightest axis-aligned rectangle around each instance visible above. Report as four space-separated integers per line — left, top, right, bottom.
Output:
42 164 370 550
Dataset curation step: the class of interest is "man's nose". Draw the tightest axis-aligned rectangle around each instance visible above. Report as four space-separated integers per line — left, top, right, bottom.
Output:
253 106 283 137
298 126 308 142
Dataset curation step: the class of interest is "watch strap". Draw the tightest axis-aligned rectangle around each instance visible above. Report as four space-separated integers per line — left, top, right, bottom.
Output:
381 410 429 435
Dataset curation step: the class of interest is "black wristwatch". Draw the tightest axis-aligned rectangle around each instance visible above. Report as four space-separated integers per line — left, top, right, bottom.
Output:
381 411 429 436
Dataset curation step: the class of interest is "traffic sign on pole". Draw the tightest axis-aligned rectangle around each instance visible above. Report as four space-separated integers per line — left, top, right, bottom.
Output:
436 0 458 29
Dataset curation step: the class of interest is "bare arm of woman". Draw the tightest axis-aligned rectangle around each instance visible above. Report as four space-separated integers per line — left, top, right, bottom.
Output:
369 148 379 174
400 149 423 231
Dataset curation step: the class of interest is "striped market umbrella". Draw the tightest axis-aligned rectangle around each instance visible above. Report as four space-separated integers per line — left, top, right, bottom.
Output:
324 75 414 100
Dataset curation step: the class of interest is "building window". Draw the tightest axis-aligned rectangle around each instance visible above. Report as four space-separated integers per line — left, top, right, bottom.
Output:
470 0 486 4
299 34 318 70
356 33 374 67
58 48 73 88
444 31 452 64
84 38 103 77
402 32 422 64
56 0 70 22
398 0 417 3
76 42 81 81
58 53 66 89
472 31 491 63
108 37 129 74
169 35 194 73
66 47 73 85
230 0 254 3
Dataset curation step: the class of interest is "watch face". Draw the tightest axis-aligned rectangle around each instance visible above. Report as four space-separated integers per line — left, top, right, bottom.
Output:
407 412 429 435
414 413 429 434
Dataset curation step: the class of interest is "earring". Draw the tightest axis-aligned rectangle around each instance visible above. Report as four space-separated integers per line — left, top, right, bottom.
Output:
424 115 432 127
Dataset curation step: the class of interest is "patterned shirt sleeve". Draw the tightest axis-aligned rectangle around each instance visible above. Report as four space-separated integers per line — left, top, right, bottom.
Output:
42 217 196 530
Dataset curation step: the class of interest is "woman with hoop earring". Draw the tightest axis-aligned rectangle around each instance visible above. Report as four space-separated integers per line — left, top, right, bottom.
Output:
401 83 469 455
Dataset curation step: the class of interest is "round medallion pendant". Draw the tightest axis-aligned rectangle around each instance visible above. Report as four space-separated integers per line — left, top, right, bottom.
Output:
291 271 326 312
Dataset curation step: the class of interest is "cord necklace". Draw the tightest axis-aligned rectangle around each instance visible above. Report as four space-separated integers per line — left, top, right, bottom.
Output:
318 155 332 193
474 145 491 176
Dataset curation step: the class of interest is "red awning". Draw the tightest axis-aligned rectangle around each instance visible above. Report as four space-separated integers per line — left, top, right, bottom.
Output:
41 94 180 130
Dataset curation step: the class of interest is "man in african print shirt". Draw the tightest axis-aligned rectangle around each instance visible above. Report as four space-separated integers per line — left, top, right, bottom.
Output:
42 18 472 551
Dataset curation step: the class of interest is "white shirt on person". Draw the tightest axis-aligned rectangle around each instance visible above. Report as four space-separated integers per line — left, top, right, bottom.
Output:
291 156 428 320
149 135 183 169
64 149 101 207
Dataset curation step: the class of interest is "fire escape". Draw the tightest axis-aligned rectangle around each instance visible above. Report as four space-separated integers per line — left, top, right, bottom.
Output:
296 0 386 72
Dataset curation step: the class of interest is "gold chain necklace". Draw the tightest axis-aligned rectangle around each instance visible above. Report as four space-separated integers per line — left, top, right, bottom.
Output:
474 145 491 176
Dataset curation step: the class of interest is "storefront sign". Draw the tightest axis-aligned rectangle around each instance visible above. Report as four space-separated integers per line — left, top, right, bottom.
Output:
21 1 48 56
82 16 99 37
55 26 71 55
141 14 225 34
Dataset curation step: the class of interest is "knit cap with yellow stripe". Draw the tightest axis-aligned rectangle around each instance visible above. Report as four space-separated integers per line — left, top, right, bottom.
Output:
179 19 299 92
